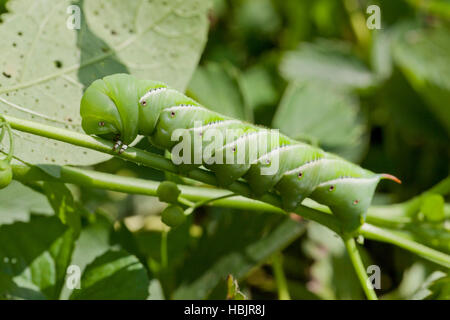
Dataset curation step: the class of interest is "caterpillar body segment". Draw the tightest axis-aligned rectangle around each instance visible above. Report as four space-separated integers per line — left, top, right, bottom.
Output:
80 74 400 231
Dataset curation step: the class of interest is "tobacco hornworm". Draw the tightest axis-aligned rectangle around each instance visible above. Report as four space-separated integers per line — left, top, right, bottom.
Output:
80 74 400 231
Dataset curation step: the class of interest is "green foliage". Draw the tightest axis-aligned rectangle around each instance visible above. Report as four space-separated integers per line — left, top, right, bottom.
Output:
392 23 450 136
172 209 306 299
0 215 75 299
42 182 81 235
187 62 250 120
420 194 445 222
70 250 150 300
226 274 247 300
0 181 53 224
0 0 449 301
280 40 376 90
0 0 210 165
273 82 366 161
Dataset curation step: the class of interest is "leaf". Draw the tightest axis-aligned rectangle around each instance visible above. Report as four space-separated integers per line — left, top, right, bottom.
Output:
0 215 76 299
392 23 450 136
70 249 150 300
371 30 393 81
59 213 114 299
0 181 53 225
187 62 250 120
424 273 450 300
0 0 210 165
42 182 81 235
279 40 376 90
133 214 193 297
234 0 281 36
226 274 247 300
410 270 449 300
172 209 306 299
272 82 367 161
240 65 279 111
148 279 165 300
420 194 445 222
0 271 47 299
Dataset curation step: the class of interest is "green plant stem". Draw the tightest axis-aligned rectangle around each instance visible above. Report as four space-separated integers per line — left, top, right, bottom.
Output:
11 168 450 269
161 228 168 269
271 252 291 300
184 193 237 215
11 164 283 213
4 114 341 233
4 115 450 268
360 224 450 269
343 235 378 300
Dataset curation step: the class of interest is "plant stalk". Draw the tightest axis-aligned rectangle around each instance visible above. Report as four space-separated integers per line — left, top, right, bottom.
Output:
4 114 341 233
343 235 378 300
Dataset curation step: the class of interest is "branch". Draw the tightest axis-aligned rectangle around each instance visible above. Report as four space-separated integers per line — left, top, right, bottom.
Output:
3 114 341 233
343 235 378 300
360 224 450 269
4 115 450 268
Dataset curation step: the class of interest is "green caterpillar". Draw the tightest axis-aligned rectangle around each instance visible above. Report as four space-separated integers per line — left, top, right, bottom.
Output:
80 74 400 231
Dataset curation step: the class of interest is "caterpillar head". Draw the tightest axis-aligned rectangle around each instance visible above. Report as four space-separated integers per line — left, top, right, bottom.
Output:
80 73 140 145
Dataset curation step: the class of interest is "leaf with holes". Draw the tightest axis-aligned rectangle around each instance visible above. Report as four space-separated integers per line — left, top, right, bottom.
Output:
0 0 210 165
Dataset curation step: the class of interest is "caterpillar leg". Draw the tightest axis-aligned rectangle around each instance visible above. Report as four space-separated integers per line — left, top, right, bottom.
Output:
112 135 128 154
118 144 128 154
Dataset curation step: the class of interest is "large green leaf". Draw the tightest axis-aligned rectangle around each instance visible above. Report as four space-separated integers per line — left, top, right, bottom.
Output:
279 40 376 90
70 249 149 300
172 209 306 299
0 215 75 299
273 82 367 161
392 23 450 136
0 0 210 165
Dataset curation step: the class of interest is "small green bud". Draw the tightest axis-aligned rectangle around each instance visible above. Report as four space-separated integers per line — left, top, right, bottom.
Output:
161 205 186 228
157 181 181 204
0 160 13 189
